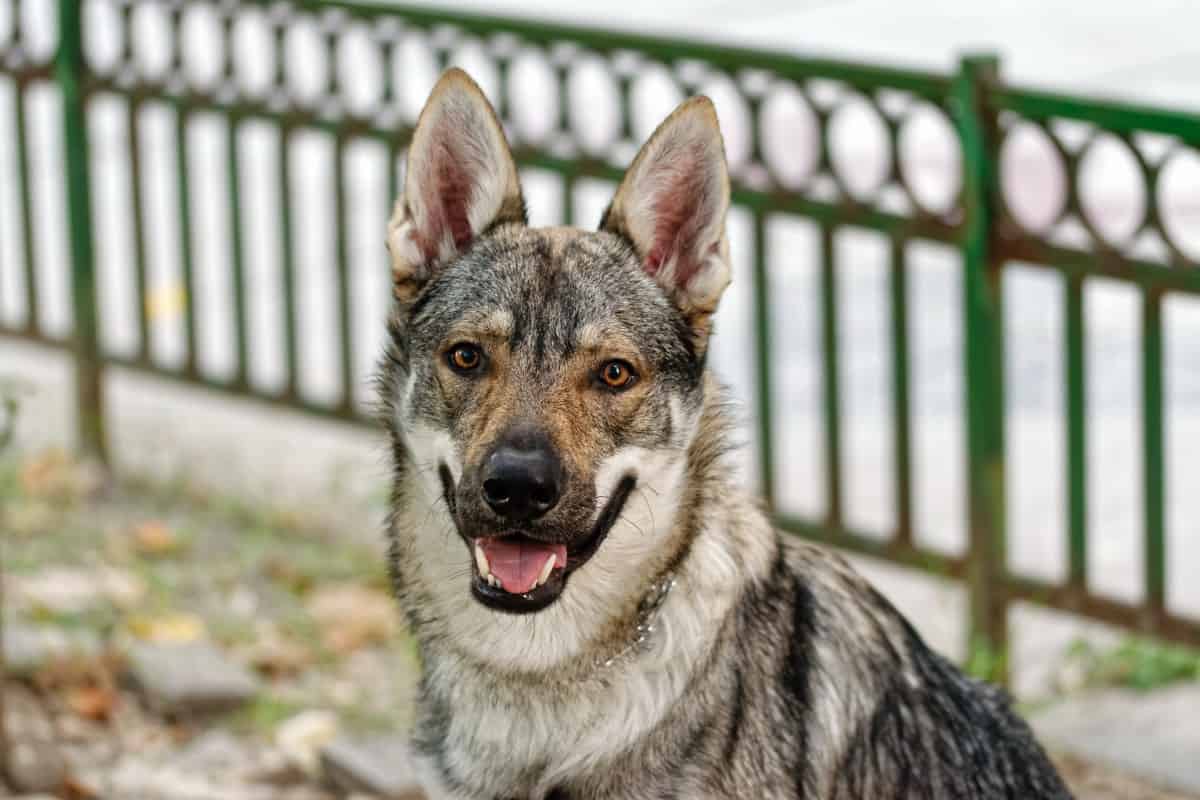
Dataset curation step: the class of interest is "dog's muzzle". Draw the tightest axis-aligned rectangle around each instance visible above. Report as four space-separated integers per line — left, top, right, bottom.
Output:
439 463 637 614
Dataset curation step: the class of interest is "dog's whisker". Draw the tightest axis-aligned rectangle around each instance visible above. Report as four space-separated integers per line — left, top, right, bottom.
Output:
639 489 656 534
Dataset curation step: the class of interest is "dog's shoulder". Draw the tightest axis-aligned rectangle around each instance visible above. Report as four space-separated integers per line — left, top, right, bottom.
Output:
749 537 1073 799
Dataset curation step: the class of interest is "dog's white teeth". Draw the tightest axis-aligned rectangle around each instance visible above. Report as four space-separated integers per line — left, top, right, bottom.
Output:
534 554 556 588
474 544 491 580
476 545 503 590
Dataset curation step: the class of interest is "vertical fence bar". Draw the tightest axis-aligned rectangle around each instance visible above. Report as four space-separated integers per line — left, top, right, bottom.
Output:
175 109 198 376
170 6 197 377
221 0 246 386
58 0 107 462
14 83 39 336
955 53 1007 684
819 224 843 526
227 116 249 387
1142 291 1166 620
127 100 151 362
1065 274 1088 588
890 237 913 543
334 135 355 414
279 126 300 399
562 173 576 227
751 212 775 508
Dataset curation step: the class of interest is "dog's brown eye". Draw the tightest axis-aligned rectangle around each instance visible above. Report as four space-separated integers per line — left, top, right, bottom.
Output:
448 344 483 372
599 360 637 390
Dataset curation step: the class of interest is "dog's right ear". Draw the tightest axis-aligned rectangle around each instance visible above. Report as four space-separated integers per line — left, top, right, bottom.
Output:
387 68 525 302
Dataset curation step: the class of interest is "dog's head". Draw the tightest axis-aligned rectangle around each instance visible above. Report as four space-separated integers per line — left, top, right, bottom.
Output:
384 69 731 619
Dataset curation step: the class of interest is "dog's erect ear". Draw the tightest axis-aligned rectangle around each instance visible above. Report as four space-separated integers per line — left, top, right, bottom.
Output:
601 96 731 322
387 68 525 302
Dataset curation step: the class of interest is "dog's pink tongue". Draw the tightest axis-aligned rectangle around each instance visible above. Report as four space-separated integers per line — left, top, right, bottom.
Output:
481 539 566 594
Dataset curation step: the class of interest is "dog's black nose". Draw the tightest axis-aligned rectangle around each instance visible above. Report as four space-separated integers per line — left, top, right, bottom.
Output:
481 445 563 521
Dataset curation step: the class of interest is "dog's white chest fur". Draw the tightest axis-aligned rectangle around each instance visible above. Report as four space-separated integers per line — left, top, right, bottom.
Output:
426 640 697 797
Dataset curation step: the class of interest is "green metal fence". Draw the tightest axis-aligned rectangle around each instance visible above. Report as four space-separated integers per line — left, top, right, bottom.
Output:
1 0 1198 683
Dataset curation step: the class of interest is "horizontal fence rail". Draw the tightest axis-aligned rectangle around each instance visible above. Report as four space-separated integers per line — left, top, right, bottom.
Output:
1 0 1198 684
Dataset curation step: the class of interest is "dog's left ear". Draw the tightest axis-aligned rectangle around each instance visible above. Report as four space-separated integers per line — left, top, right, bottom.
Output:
387 68 526 302
601 96 731 328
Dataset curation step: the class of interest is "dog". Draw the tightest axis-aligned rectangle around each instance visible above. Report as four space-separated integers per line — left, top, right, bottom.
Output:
379 68 1072 800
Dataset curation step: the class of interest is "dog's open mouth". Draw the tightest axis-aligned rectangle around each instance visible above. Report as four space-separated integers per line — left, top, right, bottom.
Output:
440 466 637 614
471 534 569 612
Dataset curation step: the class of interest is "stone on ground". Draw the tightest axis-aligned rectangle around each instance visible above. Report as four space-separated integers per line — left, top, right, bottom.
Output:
126 641 259 714
2 623 101 676
1033 683 1200 795
11 565 145 614
276 710 340 775
4 741 68 795
321 735 426 799
2 685 68 793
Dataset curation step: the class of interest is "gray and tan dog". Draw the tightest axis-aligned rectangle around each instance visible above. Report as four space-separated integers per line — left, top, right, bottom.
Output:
379 68 1072 800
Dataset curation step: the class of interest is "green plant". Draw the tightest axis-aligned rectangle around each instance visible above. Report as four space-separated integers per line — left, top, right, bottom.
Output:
1068 637 1200 691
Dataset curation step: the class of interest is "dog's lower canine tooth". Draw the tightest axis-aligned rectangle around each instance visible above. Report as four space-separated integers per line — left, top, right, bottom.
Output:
535 554 555 588
474 543 490 578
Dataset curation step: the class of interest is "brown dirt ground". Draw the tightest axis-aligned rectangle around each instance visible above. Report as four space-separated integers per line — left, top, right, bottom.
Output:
1055 752 1199 800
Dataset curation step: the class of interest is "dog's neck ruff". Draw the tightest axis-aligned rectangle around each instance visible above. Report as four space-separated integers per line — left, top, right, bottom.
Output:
597 570 677 669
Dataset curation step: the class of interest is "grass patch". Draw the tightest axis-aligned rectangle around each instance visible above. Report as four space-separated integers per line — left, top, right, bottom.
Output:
225 693 308 735
1068 637 1200 691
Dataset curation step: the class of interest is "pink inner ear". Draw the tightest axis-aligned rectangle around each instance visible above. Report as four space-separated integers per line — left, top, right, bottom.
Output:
643 150 713 288
413 139 477 263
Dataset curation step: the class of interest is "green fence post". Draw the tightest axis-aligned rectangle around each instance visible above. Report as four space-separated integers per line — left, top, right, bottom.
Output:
57 0 107 464
955 53 1008 685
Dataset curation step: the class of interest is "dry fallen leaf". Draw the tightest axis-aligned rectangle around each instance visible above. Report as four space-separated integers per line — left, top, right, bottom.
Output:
130 520 182 556
20 449 75 498
145 282 186 320
127 613 207 643
66 685 118 721
307 583 398 654
18 448 106 502
63 773 102 799
244 624 313 677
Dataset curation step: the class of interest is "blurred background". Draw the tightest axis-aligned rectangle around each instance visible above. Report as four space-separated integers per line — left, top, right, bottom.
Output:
1 1 1198 798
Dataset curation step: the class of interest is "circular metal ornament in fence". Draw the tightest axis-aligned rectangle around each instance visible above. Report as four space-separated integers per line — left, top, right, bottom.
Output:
232 6 275 98
1076 132 1149 248
84 0 123 73
827 92 892 202
131 1 172 80
759 81 820 191
337 21 382 118
508 47 558 145
699 72 752 173
897 102 961 217
1156 146 1200 264
999 120 1069 234
567 55 621 157
284 14 327 108
395 33 438 124
631 63 684 144
181 2 223 90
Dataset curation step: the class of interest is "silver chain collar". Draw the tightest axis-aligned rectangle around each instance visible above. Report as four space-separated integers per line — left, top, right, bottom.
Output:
599 571 677 668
